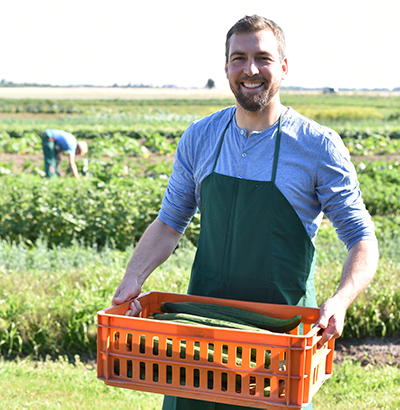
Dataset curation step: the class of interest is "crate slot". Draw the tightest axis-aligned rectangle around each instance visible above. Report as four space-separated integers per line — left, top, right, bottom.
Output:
207 370 214 389
180 367 186 386
222 345 228 364
153 363 159 382
113 332 120 350
153 337 159 355
193 369 200 387
235 374 242 393
126 333 132 352
180 340 186 359
264 377 270 397
139 335 146 354
193 341 200 361
113 358 120 376
127 360 132 378
208 343 214 362
279 379 286 398
139 361 146 380
236 346 242 367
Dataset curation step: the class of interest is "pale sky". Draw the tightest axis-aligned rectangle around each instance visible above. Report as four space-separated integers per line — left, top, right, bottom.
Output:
1 0 400 90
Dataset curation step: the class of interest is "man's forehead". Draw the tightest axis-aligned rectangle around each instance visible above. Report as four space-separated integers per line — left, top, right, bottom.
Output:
228 29 278 55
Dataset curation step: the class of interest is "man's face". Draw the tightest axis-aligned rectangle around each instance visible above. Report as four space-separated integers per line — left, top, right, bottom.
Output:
225 29 288 112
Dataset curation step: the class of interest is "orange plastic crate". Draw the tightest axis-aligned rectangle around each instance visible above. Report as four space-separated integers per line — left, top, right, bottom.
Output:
97 291 334 409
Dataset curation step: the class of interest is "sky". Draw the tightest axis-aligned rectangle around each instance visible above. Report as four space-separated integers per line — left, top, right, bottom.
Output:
1 0 400 91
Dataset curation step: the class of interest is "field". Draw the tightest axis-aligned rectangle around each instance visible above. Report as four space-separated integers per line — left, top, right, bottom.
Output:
1 87 400 408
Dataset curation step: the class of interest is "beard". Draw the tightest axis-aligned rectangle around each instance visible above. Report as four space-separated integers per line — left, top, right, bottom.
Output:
230 76 281 112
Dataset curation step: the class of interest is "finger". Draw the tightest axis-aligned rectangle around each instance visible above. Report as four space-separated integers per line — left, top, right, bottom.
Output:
133 299 142 314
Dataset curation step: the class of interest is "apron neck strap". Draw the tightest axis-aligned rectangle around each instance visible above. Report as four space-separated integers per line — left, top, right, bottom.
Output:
271 108 283 183
212 109 236 172
212 107 284 180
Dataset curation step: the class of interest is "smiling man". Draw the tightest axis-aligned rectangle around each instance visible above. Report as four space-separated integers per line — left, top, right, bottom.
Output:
112 15 379 410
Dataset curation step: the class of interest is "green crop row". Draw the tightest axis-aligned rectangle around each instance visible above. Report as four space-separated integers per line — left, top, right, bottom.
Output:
0 160 399 249
0 175 200 249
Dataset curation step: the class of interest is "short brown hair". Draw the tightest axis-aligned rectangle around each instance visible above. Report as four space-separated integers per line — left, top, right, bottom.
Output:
225 15 286 62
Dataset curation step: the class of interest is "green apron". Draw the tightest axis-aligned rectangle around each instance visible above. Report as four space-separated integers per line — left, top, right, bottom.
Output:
41 135 60 177
163 111 316 410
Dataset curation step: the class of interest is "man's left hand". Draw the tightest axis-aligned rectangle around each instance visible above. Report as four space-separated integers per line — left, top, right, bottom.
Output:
314 296 347 349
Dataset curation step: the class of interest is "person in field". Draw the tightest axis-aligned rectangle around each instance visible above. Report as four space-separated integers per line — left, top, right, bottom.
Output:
112 15 379 410
38 129 88 178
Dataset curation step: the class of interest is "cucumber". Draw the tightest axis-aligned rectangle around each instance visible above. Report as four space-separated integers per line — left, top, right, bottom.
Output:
161 301 301 333
152 312 270 332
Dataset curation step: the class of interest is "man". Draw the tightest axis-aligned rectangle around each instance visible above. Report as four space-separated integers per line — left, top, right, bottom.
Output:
39 129 88 178
112 15 379 410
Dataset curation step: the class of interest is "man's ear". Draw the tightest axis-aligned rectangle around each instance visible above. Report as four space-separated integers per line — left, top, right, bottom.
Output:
281 58 288 80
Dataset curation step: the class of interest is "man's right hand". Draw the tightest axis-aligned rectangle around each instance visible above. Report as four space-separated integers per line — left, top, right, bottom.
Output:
112 276 143 316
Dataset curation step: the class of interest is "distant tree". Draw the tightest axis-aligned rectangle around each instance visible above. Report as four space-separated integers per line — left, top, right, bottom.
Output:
205 79 215 89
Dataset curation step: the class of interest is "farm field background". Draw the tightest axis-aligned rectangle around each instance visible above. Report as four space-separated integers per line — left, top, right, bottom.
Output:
1 87 400 408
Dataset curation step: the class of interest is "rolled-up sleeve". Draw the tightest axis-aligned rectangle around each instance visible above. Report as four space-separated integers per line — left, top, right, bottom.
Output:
316 132 376 250
158 124 199 233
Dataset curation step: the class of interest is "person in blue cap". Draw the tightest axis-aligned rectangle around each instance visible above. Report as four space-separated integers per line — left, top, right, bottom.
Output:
39 129 88 178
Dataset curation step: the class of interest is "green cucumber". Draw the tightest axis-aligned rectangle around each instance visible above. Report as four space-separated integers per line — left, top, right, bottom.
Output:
161 301 301 333
152 312 270 332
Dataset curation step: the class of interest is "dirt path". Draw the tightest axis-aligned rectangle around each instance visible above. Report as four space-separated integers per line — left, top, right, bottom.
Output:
334 336 400 366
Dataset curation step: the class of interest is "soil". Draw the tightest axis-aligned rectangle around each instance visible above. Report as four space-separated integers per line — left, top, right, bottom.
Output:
334 336 400 367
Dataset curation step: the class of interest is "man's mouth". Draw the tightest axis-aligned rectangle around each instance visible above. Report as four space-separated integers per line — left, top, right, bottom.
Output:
241 82 263 89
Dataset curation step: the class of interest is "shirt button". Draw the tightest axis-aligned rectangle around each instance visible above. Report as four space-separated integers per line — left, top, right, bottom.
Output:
242 153 247 158
240 130 245 135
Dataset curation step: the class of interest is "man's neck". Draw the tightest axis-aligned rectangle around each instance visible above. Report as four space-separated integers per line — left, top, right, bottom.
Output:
235 99 284 137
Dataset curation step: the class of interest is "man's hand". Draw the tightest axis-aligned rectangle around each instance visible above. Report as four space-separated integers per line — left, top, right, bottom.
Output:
111 219 182 317
314 296 347 348
112 275 143 316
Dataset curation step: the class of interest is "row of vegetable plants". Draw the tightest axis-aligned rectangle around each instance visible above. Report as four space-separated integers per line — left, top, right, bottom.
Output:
1 127 400 160
0 159 399 249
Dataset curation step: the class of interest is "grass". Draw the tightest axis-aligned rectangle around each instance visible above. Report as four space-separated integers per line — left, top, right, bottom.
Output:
0 356 399 409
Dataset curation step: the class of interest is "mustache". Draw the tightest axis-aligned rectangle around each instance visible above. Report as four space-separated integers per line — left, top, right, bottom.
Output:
238 76 266 83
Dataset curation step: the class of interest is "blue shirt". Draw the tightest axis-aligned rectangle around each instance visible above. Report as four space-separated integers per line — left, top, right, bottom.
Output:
45 129 77 154
158 106 376 251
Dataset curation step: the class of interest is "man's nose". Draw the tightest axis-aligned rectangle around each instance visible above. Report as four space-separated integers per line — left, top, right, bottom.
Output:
244 58 259 76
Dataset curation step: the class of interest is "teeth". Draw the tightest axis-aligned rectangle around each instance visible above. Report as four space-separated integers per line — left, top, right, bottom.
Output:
243 82 262 88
